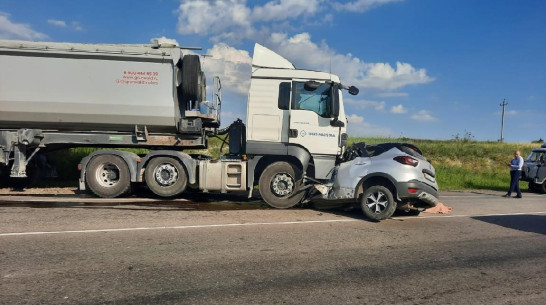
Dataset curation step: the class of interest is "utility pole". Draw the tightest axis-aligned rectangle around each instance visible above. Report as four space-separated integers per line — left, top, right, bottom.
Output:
500 99 508 142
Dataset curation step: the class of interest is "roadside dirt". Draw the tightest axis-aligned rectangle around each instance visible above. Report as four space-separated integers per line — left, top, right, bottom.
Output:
0 186 78 195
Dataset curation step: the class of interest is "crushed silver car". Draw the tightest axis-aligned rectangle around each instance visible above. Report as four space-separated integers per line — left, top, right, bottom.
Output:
521 144 546 194
311 142 439 221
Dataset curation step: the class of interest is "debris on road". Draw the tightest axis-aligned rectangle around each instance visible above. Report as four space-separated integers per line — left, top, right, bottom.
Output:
423 202 452 214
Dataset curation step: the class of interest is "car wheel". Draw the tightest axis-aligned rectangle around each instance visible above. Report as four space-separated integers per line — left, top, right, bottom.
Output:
360 185 396 221
528 182 538 192
86 155 131 198
258 161 304 209
145 157 187 198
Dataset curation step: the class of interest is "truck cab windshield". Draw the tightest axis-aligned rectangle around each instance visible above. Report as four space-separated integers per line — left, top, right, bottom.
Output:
292 82 332 118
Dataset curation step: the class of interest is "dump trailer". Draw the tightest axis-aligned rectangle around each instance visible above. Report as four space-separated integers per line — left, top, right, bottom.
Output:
0 40 439 220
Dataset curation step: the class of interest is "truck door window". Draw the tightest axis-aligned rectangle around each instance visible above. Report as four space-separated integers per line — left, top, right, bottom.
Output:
292 82 332 118
278 82 291 110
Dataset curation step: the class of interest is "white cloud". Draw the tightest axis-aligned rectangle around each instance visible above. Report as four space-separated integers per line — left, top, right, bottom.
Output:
151 36 179 46
252 0 320 22
0 12 48 40
175 0 398 43
391 104 407 114
176 0 252 40
346 114 394 136
268 32 434 90
362 62 434 90
48 19 66 27
333 0 404 12
377 92 408 98
71 21 83 31
411 110 437 122
346 98 386 111
201 43 253 96
47 19 83 31
347 114 364 123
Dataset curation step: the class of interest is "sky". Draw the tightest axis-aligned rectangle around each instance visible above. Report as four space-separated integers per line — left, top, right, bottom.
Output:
1 0 545 143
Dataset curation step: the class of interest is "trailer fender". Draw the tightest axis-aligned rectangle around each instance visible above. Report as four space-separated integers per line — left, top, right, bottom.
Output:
138 151 196 184
79 150 140 190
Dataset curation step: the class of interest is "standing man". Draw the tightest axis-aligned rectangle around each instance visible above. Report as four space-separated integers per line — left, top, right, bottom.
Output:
503 150 524 198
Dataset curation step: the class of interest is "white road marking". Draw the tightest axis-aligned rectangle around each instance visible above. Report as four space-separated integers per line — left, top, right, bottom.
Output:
1 211 545 237
0 219 358 237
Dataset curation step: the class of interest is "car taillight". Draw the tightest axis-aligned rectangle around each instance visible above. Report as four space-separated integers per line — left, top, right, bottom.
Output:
394 156 419 167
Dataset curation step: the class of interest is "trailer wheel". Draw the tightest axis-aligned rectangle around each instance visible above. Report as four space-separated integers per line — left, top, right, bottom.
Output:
259 162 304 209
360 185 396 221
145 157 187 198
86 155 131 198
181 55 202 104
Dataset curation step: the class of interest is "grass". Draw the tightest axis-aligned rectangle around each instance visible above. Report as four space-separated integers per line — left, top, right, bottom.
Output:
35 137 541 191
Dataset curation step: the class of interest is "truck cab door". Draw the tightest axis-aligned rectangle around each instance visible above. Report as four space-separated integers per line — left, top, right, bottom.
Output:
288 81 343 157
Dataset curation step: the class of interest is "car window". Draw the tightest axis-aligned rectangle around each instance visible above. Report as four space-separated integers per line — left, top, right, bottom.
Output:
366 143 424 159
399 144 425 160
528 151 545 163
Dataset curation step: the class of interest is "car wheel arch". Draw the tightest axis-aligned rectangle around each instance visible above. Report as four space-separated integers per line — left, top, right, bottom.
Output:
355 173 398 200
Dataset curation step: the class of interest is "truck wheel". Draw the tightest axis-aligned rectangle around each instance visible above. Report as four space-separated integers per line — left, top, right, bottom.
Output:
145 157 187 198
259 162 304 209
86 155 131 198
360 185 396 221
181 55 201 103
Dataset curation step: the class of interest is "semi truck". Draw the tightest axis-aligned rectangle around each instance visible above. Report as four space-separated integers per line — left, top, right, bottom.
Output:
0 39 439 220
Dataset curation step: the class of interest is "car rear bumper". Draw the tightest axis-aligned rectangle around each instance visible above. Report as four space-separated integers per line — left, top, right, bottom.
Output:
396 180 439 206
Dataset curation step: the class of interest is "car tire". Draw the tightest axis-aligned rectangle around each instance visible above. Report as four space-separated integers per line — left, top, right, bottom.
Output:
86 155 131 198
145 157 187 198
360 185 396 221
258 161 304 209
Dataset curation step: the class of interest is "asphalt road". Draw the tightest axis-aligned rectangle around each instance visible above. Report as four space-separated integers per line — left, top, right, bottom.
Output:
0 191 545 305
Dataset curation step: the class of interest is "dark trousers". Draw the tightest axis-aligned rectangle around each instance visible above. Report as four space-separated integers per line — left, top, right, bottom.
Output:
508 170 522 197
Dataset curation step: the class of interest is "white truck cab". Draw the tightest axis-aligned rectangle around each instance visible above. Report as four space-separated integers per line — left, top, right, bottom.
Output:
246 44 353 181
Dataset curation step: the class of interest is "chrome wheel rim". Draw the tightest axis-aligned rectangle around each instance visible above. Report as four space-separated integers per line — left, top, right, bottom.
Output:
154 163 179 187
366 191 389 214
96 163 120 188
271 173 295 197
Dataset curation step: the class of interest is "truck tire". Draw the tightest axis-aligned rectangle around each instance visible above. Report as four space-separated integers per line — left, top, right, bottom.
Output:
360 185 396 221
86 155 131 198
145 157 187 198
259 161 304 209
181 55 201 104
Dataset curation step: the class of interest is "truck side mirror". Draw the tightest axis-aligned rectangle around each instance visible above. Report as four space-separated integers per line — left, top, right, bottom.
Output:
348 86 359 96
331 85 340 118
330 119 345 127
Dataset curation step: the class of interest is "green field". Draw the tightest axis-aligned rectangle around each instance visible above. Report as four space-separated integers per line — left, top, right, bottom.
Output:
44 137 541 191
